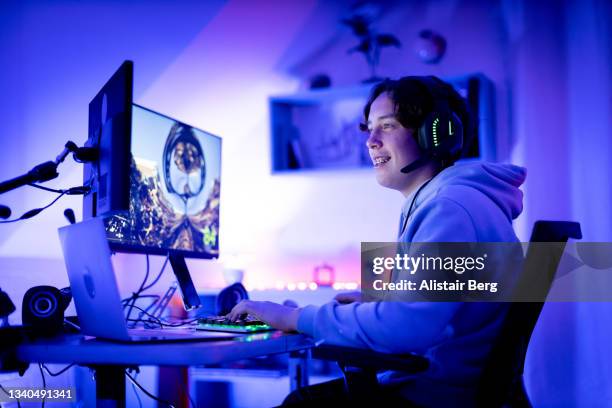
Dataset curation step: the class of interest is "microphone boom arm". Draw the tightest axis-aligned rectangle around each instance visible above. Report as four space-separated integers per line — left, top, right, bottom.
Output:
0 141 97 195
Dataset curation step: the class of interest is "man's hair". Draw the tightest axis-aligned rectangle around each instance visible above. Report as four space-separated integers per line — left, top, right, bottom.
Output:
362 76 474 166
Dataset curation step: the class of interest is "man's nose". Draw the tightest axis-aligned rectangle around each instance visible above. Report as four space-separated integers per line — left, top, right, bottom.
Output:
366 131 382 149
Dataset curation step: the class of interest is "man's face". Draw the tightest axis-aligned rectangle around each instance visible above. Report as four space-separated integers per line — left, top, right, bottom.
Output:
366 92 422 194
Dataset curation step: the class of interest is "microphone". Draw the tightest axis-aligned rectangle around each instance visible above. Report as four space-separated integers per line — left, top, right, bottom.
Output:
400 154 432 174
0 205 11 219
64 208 76 225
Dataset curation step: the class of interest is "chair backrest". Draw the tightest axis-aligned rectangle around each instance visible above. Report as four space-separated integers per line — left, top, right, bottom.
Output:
476 221 582 407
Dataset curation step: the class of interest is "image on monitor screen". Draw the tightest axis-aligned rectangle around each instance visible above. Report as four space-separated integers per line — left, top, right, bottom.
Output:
104 105 221 259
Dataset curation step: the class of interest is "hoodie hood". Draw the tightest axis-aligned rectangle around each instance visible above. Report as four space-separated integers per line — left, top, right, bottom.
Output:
404 161 527 222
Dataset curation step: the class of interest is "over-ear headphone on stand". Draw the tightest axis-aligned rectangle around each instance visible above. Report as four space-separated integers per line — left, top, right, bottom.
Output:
401 76 464 174
215 283 249 316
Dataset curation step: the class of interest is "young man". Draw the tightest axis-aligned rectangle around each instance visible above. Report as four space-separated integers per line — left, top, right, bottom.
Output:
228 76 526 406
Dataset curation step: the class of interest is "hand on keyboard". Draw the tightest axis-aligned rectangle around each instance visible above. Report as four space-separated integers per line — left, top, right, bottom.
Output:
196 315 273 333
226 300 301 332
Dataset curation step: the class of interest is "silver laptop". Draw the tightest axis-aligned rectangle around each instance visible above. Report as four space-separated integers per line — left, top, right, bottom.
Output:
58 217 236 342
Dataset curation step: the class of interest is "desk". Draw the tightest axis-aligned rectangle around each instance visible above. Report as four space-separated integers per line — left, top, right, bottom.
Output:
16 331 313 407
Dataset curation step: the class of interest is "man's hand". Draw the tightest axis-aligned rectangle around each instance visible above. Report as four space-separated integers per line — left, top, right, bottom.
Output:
226 300 301 332
334 291 362 304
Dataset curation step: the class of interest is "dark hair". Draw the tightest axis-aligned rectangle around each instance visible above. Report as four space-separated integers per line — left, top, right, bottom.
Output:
362 76 474 166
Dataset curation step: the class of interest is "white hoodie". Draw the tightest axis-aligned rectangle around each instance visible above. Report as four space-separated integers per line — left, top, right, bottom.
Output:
297 161 527 407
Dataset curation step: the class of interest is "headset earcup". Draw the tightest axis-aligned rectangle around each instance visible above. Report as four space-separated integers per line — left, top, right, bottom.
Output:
417 111 463 159
417 112 436 151
446 111 464 157
412 76 465 162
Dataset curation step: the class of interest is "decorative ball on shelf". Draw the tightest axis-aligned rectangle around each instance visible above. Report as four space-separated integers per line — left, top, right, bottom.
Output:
414 29 447 64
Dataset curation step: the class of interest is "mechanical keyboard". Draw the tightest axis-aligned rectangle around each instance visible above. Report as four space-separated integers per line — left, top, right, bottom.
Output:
196 316 273 333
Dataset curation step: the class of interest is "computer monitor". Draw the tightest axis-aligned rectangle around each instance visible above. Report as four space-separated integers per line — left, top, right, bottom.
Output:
83 60 133 217
81 62 221 311
104 104 222 260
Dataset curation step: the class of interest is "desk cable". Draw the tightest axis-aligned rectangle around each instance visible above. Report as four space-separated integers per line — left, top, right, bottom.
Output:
128 370 143 408
41 363 75 377
399 176 435 237
123 254 173 327
125 370 176 408
38 363 46 408
124 254 152 324
63 319 80 332
0 383 22 408
0 183 90 224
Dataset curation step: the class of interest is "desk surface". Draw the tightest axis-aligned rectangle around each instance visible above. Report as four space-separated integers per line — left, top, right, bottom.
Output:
16 331 313 367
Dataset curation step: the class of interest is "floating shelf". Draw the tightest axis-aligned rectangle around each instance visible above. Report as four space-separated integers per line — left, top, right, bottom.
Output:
270 74 496 173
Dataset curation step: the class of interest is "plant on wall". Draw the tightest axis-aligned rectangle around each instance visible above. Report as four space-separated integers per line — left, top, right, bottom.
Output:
342 5 401 82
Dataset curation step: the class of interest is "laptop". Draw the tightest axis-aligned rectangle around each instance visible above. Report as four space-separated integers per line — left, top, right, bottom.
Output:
58 217 237 342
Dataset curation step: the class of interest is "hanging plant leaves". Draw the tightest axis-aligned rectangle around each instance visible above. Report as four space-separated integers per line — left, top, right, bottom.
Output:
376 34 401 48
341 16 371 37
348 38 372 55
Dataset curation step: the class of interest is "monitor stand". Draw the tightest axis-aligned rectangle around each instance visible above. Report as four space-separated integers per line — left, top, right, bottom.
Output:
168 252 202 311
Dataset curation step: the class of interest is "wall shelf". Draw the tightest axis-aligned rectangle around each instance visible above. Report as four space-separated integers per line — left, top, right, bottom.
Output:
270 74 496 173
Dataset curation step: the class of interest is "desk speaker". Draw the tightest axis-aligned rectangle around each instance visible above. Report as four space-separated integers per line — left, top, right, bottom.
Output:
215 283 249 315
22 286 71 337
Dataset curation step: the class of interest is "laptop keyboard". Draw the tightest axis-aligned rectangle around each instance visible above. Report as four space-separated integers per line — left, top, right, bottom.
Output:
196 316 273 333
125 327 238 341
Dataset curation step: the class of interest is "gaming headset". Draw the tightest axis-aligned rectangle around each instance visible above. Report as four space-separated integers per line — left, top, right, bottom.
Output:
400 76 464 174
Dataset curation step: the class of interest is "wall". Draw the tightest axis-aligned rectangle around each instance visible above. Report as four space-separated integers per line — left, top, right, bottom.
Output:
524 0 612 406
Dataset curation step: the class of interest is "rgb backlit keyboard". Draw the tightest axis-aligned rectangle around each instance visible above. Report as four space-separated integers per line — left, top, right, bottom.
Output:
196 316 273 333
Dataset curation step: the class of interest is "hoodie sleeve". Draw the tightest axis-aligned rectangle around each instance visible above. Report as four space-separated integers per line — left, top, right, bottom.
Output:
297 300 459 353
297 196 477 352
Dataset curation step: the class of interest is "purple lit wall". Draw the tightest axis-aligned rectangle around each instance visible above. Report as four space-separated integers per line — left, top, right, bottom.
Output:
1 0 610 406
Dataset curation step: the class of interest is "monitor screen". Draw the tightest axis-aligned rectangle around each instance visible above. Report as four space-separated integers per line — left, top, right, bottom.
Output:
104 105 222 259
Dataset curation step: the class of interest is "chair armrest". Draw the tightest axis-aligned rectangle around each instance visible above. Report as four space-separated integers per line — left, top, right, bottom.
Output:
312 344 429 373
